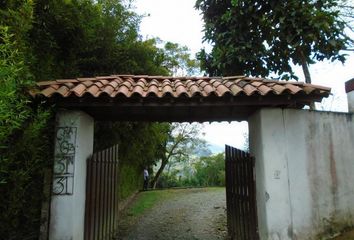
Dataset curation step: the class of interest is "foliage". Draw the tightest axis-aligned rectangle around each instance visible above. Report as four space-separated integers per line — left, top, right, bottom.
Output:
94 122 170 199
0 27 32 144
150 123 206 189
0 108 53 240
27 0 199 79
155 153 225 188
196 0 352 82
194 153 225 187
29 0 141 79
338 0 354 44
0 0 34 55
0 0 199 238
0 26 54 239
161 41 200 76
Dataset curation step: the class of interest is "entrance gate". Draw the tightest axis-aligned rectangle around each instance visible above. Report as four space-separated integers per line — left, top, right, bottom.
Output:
84 144 119 240
225 145 259 240
35 75 330 239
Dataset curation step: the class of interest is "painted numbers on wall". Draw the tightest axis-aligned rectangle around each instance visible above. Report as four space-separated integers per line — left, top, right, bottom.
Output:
53 127 77 195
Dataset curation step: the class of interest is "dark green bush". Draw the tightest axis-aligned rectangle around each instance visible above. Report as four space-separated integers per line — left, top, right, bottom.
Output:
0 26 54 240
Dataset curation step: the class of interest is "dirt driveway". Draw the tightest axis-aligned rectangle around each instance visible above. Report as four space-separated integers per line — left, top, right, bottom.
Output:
119 188 227 240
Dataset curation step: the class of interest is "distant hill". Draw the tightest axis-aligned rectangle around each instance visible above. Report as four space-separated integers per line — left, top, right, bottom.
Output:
208 143 224 154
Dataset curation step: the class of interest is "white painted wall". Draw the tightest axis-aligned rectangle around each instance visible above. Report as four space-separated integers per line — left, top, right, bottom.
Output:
347 91 354 112
249 108 354 240
49 110 94 240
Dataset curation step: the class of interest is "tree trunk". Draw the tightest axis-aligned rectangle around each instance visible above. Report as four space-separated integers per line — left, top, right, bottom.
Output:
151 158 168 189
298 49 316 110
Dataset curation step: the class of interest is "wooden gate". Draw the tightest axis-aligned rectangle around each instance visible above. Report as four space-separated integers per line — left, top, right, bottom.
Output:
84 144 119 240
225 145 258 240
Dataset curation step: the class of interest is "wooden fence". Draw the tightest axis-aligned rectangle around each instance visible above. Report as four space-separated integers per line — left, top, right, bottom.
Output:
225 145 259 240
84 144 119 240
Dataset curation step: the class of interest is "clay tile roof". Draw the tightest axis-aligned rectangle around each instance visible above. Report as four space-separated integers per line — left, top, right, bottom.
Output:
33 75 331 102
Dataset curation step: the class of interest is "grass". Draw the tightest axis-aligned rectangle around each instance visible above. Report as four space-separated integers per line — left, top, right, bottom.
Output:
126 189 178 217
117 189 181 237
126 187 225 217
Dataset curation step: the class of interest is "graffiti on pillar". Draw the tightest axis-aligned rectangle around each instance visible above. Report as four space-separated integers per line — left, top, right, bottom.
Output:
53 127 77 195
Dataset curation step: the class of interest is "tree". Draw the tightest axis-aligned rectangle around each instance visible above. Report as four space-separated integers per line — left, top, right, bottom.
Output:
150 123 205 189
196 0 352 83
338 0 354 46
161 41 200 76
194 153 225 186
0 0 189 238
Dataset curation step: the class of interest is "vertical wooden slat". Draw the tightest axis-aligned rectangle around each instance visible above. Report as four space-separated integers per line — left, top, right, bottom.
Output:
84 155 91 240
99 150 105 240
95 152 100 240
225 146 232 238
107 146 112 238
243 155 249 240
112 145 117 233
250 156 259 240
230 147 234 239
249 155 253 239
91 155 97 240
230 146 236 239
245 155 250 240
115 145 120 230
232 148 242 239
103 148 108 239
242 152 247 239
114 145 118 234
239 149 243 239
108 147 114 238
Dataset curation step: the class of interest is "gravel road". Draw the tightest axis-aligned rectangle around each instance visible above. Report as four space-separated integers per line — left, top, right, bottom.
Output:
120 188 227 240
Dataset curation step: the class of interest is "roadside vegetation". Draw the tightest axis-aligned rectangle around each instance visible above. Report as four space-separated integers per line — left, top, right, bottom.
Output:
156 153 225 189
0 0 199 239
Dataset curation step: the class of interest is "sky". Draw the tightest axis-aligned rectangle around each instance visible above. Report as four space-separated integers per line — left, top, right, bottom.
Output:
133 0 354 150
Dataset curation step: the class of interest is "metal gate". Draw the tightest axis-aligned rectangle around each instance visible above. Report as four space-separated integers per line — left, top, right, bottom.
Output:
84 144 119 240
225 145 259 240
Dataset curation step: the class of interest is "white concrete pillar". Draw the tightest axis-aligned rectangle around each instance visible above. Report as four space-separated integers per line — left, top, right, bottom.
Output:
248 109 293 240
345 78 354 112
49 110 94 240
249 108 354 239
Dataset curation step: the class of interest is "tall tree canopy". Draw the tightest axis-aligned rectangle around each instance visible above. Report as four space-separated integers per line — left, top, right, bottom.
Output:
196 0 352 83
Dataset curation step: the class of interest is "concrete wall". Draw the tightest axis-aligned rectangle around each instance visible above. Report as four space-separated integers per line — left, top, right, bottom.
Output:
49 110 94 240
249 108 354 240
348 91 354 112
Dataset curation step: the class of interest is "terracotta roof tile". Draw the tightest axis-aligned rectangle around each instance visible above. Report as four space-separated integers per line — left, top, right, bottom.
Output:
108 80 120 89
72 84 87 96
272 84 287 94
56 86 70 97
33 75 331 102
243 84 257 96
51 84 60 90
41 87 57 97
82 81 94 87
87 85 100 96
37 80 57 86
102 85 114 95
284 83 303 94
116 85 131 97
147 84 159 97
161 85 174 97
257 84 273 96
